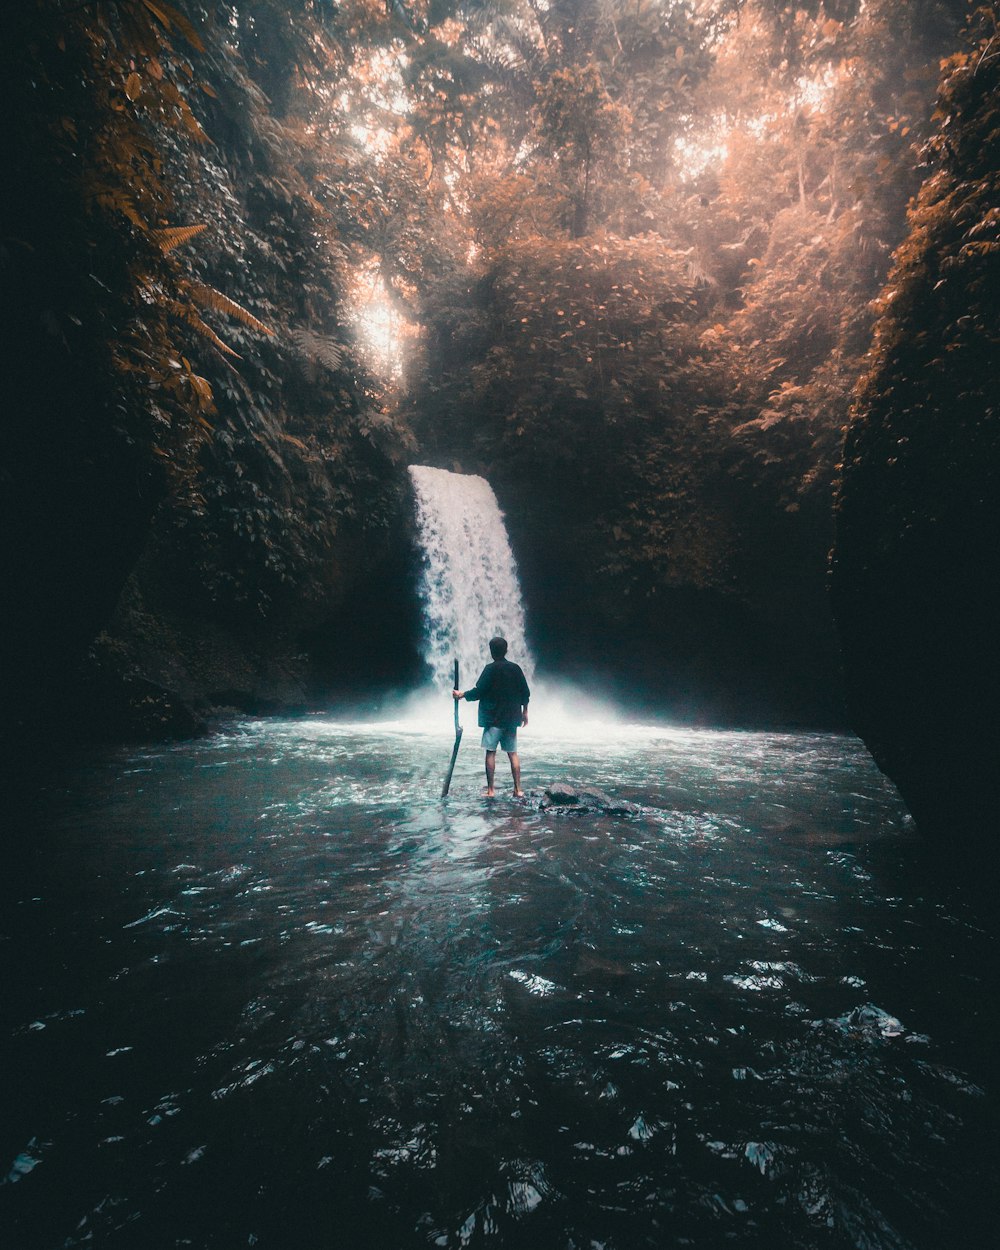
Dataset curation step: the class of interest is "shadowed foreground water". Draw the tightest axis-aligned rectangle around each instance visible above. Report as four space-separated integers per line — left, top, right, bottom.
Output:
1 716 997 1249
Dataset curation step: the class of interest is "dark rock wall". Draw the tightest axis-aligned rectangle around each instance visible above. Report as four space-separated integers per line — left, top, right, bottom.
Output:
0 12 170 754
0 7 421 750
831 35 1000 839
492 470 846 730
75 461 424 742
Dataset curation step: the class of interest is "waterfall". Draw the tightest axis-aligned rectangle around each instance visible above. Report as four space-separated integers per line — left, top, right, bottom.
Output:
409 465 535 691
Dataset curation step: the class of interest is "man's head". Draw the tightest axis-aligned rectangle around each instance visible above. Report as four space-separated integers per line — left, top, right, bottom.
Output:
489 636 508 660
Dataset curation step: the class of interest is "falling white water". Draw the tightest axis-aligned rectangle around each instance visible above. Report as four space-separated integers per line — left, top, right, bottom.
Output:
397 464 648 738
409 465 535 691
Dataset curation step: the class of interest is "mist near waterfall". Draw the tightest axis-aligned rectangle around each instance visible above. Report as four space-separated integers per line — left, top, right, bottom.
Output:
406 464 649 736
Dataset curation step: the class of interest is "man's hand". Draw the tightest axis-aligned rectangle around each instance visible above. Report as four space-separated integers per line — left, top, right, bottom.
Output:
521 709 529 727
452 689 463 700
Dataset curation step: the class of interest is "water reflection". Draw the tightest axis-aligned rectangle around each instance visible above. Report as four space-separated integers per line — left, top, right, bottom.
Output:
1 718 995 1249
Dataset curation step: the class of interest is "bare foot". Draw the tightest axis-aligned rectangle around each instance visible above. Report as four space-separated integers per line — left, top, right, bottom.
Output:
482 788 495 798
513 790 525 798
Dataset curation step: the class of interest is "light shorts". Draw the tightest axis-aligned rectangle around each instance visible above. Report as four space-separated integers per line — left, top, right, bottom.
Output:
482 726 518 753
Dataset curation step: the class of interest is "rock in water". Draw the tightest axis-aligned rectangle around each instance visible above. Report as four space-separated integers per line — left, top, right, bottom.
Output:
539 782 641 816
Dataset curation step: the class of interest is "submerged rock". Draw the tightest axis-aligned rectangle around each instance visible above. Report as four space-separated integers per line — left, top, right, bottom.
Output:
830 1004 906 1041
539 782 641 816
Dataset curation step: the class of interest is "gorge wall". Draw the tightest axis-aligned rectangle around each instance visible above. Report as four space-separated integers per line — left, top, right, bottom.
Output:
0 3 422 751
832 29 1000 842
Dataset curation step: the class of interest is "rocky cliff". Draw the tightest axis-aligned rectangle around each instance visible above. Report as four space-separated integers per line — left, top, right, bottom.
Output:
0 5 421 751
832 28 1000 840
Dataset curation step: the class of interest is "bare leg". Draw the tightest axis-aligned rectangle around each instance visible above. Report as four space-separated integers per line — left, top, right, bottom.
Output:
508 751 523 797
484 750 496 796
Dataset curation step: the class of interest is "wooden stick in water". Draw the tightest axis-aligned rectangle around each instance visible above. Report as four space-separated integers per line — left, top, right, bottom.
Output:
441 658 463 797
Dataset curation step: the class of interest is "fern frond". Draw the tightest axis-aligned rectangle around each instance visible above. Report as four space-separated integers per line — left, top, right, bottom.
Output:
188 314 241 358
167 299 242 358
289 326 344 371
281 433 312 454
153 223 208 253
185 281 275 336
91 183 149 230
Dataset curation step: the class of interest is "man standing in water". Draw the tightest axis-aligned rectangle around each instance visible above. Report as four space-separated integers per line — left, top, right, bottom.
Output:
453 636 530 797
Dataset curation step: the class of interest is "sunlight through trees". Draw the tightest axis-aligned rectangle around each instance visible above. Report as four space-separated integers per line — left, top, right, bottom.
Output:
2 0 986 739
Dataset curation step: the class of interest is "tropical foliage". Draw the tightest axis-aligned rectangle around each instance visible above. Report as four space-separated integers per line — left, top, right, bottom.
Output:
832 2 1000 825
391 0 967 710
1 0 986 732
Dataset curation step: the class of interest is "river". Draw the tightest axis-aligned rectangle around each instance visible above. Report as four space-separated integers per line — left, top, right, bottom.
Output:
2 704 996 1248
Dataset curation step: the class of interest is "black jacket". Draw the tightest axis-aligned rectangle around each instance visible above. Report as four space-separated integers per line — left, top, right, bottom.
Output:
463 658 530 729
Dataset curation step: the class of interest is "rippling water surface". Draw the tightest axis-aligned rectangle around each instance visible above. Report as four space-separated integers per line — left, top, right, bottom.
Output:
2 713 996 1249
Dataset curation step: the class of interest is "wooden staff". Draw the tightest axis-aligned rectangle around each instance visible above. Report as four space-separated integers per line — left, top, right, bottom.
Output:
441 658 463 797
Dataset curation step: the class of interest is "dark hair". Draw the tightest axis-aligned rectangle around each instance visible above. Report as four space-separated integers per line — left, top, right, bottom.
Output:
489 636 508 660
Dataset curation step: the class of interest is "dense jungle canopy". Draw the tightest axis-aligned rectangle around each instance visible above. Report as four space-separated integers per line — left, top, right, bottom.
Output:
3 1 999 832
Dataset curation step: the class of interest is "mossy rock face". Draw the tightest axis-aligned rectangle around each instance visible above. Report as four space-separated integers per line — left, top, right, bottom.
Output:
832 41 1000 840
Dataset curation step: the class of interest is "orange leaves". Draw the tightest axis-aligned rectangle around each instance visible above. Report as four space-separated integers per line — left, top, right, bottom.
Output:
91 185 145 230
180 356 215 416
158 281 274 368
163 299 238 358
108 3 210 142
184 281 275 338
153 224 208 254
140 0 205 53
156 78 208 142
966 207 1000 240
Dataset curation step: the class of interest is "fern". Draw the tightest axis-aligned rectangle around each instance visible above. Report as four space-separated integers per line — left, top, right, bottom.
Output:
185 281 275 336
153 223 208 254
289 327 344 372
166 299 242 358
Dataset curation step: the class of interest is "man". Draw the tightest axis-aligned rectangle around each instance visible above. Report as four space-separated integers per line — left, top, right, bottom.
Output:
453 636 530 797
